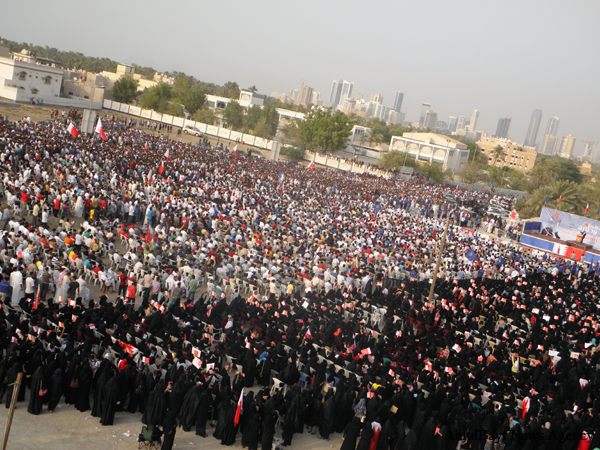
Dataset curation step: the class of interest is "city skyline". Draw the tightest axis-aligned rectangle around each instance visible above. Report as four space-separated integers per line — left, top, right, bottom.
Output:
1 1 598 156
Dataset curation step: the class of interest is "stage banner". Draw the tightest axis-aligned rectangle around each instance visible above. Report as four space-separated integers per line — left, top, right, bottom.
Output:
540 207 600 250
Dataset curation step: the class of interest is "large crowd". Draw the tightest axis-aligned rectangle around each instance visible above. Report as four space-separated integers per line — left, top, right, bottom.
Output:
0 113 598 450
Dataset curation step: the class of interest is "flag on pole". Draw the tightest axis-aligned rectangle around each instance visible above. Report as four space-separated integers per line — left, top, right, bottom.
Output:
144 142 148 151
158 162 164 175
585 203 589 213
33 285 41 310
229 164 233 173
164 149 170 163
67 122 80 138
95 119 108 141
233 145 238 157
558 196 562 205
307 158 315 171
234 389 244 426
280 180 284 195
305 329 312 339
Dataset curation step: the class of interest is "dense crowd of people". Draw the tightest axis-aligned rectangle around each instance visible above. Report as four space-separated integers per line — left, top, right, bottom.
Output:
0 113 598 450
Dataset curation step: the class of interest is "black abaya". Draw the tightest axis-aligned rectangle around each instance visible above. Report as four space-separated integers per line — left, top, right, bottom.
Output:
27 366 44 415
100 376 119 426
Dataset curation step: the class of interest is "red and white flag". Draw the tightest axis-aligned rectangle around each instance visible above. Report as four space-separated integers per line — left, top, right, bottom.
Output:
95 119 108 141
144 142 148 151
307 159 315 171
305 329 312 339
521 397 530 419
557 196 562 205
158 162 164 175
585 204 589 213
164 149 170 163
67 122 79 138
233 145 238 157
33 285 41 310
234 389 244 426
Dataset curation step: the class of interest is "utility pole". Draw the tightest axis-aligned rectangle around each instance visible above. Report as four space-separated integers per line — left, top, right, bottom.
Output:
2 372 23 450
428 204 453 303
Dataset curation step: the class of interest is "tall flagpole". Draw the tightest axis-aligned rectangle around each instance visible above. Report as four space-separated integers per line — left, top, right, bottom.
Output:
428 204 453 303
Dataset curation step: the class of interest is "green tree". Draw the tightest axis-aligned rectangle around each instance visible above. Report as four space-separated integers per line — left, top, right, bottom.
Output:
223 101 244 130
381 151 418 170
182 88 206 114
221 81 241 99
420 164 452 184
111 76 139 104
298 109 353 153
193 107 215 125
491 145 507 166
243 105 263 130
458 162 487 184
246 85 258 93
139 82 173 112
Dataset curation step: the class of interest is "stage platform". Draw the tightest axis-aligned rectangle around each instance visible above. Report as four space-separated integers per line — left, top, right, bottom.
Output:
520 232 600 264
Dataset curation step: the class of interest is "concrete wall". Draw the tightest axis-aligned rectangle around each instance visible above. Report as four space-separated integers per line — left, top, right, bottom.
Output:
305 151 392 179
103 99 275 151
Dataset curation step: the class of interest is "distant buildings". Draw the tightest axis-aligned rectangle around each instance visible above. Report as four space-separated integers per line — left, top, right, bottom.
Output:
389 132 470 172
0 45 63 104
298 85 313 106
494 117 511 139
545 116 560 137
541 134 558 155
524 109 542 148
556 134 576 159
329 79 353 111
456 116 467 131
477 136 537 172
469 109 479 131
392 92 404 113
423 110 438 130
419 102 431 126
448 116 458 132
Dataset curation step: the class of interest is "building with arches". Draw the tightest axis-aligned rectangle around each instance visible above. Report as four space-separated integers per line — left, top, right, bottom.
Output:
389 132 470 172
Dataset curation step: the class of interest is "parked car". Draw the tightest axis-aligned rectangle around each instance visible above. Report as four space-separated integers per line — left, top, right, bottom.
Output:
487 206 509 218
183 126 204 137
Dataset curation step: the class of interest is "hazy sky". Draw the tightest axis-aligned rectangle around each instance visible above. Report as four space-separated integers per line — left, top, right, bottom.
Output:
2 0 599 155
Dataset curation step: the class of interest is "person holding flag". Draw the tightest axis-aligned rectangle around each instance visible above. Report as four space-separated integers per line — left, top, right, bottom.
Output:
67 122 79 138
95 118 108 141
158 149 170 175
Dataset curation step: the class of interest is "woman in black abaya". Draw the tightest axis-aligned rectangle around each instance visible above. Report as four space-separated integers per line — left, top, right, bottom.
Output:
27 365 44 415
213 396 231 440
261 410 276 450
340 416 362 450
5 362 23 409
47 367 63 412
242 412 261 450
220 397 241 446
195 386 212 437
75 361 93 412
161 409 178 450
100 375 119 426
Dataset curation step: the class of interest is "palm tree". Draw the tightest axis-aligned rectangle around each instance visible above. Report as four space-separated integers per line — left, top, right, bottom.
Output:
549 179 580 211
491 145 507 167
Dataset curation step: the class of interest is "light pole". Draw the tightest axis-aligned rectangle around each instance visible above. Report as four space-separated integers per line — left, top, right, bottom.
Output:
428 202 453 303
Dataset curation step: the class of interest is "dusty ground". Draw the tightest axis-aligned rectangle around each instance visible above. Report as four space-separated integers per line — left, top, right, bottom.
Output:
7 398 342 450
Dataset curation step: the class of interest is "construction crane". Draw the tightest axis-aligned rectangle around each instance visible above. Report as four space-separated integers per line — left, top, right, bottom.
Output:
300 78 312 89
